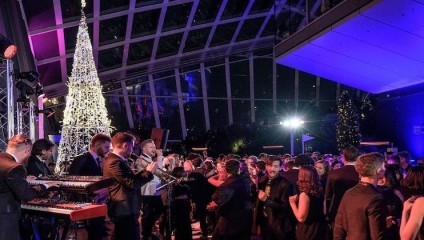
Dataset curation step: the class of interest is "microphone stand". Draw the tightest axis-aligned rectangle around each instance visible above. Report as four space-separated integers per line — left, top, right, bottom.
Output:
156 180 176 240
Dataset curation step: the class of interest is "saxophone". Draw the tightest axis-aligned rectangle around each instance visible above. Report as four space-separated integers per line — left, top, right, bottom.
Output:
129 153 177 183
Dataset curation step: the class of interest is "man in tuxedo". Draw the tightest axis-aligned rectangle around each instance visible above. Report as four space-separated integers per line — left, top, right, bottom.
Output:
69 133 111 176
103 132 156 240
0 134 59 240
281 154 314 189
68 133 111 240
334 152 388 240
137 139 164 240
325 146 360 225
257 156 296 240
26 139 55 176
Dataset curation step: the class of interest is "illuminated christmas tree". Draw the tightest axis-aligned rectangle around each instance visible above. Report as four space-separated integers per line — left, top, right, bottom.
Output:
336 90 361 151
56 0 110 172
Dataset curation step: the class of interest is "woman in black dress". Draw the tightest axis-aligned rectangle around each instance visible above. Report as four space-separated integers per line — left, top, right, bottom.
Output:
289 166 325 240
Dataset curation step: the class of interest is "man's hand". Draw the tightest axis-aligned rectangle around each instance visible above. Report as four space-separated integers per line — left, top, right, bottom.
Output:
44 181 61 189
258 190 267 201
156 149 163 157
145 161 157 173
207 201 217 211
26 175 37 181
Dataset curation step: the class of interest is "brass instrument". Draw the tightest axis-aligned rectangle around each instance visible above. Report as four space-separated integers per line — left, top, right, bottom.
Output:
129 153 177 183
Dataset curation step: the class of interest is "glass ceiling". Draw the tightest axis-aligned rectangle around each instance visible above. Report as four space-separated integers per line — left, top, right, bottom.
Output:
18 0 315 97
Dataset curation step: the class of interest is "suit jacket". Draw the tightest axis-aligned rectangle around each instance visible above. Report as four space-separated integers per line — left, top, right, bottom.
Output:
334 183 387 240
26 155 52 176
325 165 359 221
69 152 102 176
212 174 252 239
281 168 299 189
0 152 47 239
103 152 153 218
257 174 296 239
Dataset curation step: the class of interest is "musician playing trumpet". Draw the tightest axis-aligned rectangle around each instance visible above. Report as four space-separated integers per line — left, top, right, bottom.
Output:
138 139 165 240
103 132 157 240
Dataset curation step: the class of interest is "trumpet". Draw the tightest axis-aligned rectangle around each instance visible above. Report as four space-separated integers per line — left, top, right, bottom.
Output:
129 153 177 183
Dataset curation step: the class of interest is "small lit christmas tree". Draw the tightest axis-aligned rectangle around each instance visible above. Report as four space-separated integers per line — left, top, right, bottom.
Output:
336 90 361 151
56 0 110 172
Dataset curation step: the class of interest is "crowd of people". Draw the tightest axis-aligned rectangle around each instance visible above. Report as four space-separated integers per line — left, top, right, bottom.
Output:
0 132 423 240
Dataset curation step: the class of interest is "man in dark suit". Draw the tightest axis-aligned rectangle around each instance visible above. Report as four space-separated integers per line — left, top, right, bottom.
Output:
0 134 59 240
257 156 296 240
68 133 111 240
281 154 314 188
103 132 156 240
26 139 55 177
325 146 360 224
334 152 388 240
69 133 111 176
208 159 252 240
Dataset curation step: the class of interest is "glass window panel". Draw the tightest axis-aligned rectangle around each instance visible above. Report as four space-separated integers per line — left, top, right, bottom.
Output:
277 100 296 116
128 96 155 130
156 33 183 58
31 32 59 60
132 9 161 37
99 16 128 46
276 65 295 99
210 22 238 47
192 0 223 26
319 100 337 114
255 100 274 125
126 75 149 88
232 100 251 124
221 0 249 20
298 100 318 118
98 46 124 71
299 71 316 101
235 17 266 42
105 96 129 130
100 0 129 14
320 78 337 101
206 65 227 98
163 3 193 32
157 96 182 140
38 61 62 86
249 0 274 15
154 75 177 97
254 58 273 99
23 0 55 31
127 78 151 96
180 71 202 98
208 99 228 128
136 0 163 7
184 98 205 136
230 60 249 98
183 27 211 52
128 39 154 64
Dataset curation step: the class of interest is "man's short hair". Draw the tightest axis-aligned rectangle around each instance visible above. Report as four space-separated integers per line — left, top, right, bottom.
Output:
8 134 32 150
343 146 359 162
225 159 240 175
91 133 111 147
355 152 384 177
31 139 55 155
398 151 411 163
294 154 315 167
140 139 154 148
112 132 135 147
265 156 282 167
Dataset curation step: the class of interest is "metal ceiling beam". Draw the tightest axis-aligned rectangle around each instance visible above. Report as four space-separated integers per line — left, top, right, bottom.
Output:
226 0 255 56
201 0 227 60
150 1 169 62
176 0 199 56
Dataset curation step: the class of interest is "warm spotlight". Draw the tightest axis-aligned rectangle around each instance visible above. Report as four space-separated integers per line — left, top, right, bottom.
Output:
0 34 17 59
